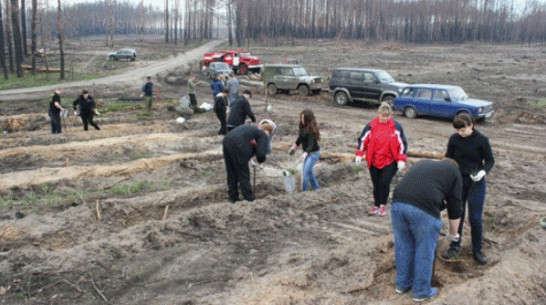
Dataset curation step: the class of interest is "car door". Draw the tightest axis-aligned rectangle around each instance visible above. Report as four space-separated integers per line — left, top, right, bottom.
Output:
362 72 382 100
347 71 365 99
430 89 454 117
414 88 434 115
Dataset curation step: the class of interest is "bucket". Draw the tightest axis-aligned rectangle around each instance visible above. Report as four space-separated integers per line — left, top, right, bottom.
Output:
282 169 296 194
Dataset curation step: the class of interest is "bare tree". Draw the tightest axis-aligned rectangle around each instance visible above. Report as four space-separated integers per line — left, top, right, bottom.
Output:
165 0 169 43
139 0 145 41
226 0 233 45
21 0 28 56
31 0 37 74
10 0 24 77
174 0 179 44
108 0 114 47
57 0 65 79
0 0 8 79
4 0 14 72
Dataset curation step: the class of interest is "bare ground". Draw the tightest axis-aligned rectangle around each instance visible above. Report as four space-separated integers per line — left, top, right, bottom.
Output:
0 39 545 305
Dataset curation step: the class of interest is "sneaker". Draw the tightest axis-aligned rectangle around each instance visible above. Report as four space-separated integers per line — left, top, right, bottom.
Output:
413 287 438 302
368 206 379 215
378 205 387 216
395 286 410 294
441 247 460 260
473 251 488 265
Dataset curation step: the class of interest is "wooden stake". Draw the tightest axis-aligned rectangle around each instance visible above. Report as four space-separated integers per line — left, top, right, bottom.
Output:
162 205 170 220
95 200 101 220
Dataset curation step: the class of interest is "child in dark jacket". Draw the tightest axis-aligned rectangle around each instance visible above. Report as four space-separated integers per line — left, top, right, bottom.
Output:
214 88 229 135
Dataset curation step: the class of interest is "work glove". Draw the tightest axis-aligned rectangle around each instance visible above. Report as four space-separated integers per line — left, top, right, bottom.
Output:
73 111 78 116
288 143 297 156
250 159 259 169
445 233 460 243
470 170 486 182
94 110 100 116
397 161 406 170
301 152 308 160
355 156 362 165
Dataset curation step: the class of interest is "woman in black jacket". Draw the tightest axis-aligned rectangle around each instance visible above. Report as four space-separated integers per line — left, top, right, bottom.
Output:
289 109 321 192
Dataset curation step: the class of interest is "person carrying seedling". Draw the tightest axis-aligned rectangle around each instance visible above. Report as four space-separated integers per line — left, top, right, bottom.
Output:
354 102 408 216
222 124 273 203
187 74 200 108
441 113 494 265
288 109 321 192
391 158 463 302
73 90 100 131
214 88 230 135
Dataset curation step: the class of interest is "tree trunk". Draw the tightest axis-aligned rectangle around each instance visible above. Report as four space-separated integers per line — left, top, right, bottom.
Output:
226 0 232 46
21 0 28 56
139 0 145 41
57 0 65 80
165 0 169 43
4 0 14 73
10 0 24 77
31 0 37 74
108 0 114 48
174 0 179 45
0 1 8 79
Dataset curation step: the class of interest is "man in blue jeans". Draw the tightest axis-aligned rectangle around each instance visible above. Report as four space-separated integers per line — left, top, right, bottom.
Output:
391 158 463 302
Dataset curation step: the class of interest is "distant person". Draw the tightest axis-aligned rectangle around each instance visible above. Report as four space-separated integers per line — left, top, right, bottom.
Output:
258 118 277 154
355 102 408 216
226 73 240 107
73 90 100 131
288 109 321 192
222 124 273 203
226 89 256 132
441 113 495 265
141 76 154 112
48 87 65 134
214 88 229 135
391 158 463 302
187 74 200 108
210 74 224 98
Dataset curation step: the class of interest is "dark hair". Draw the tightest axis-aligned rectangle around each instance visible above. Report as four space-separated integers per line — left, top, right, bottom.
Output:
299 108 320 141
453 113 474 129
82 90 89 94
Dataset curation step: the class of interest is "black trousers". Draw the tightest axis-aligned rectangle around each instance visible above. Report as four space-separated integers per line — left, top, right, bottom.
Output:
369 161 398 207
80 113 100 131
216 113 227 135
189 93 197 107
223 145 253 202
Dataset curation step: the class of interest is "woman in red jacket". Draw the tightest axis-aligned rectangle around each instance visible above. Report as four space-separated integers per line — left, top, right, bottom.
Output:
355 102 408 216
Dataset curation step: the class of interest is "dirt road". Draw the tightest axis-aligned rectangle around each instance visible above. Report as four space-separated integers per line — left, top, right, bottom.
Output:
0 40 545 305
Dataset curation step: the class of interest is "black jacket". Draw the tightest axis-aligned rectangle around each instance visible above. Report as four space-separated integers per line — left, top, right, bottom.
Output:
142 82 153 97
227 96 256 127
222 125 268 163
295 127 320 153
214 94 227 116
446 129 494 176
393 159 463 219
49 92 62 115
73 95 96 115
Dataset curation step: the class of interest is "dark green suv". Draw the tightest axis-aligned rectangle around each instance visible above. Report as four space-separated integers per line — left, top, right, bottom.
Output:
263 64 323 96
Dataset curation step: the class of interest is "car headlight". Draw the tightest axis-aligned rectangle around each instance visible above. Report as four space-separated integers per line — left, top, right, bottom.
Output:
478 107 483 112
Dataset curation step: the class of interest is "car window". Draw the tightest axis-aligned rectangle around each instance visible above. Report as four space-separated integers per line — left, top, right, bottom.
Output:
416 88 433 99
218 63 229 69
401 88 415 97
363 72 376 83
375 70 395 83
434 90 450 101
282 68 294 76
448 87 468 101
293 67 307 76
349 72 364 82
332 70 348 79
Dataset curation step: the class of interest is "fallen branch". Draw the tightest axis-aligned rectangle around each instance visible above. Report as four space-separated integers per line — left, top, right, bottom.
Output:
90 277 109 304
95 200 102 220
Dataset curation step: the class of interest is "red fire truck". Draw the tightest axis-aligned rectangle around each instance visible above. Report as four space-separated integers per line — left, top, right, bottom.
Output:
203 50 263 75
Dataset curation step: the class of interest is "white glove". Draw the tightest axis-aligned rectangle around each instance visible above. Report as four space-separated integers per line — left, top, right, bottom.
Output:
445 233 460 243
397 161 406 170
73 111 78 116
470 170 486 182
355 156 362 165
94 110 100 116
139 93 144 98
250 159 258 169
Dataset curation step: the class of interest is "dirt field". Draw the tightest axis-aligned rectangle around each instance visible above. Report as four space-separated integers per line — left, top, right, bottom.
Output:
0 38 545 305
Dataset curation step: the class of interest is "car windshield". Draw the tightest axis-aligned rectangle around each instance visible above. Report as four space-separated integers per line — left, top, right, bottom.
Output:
448 87 468 101
375 70 395 83
216 63 230 69
240 52 251 57
293 67 308 76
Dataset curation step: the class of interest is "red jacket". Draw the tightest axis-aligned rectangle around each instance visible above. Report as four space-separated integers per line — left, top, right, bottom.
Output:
355 117 407 169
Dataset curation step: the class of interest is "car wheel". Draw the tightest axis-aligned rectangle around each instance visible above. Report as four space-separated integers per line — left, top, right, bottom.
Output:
298 85 310 96
382 95 395 106
238 64 248 75
334 92 349 106
403 107 417 119
266 84 277 96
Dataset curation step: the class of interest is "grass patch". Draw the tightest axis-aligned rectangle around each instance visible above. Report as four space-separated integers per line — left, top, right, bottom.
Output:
0 191 14 208
100 99 146 114
110 181 152 196
526 99 546 110
0 72 107 90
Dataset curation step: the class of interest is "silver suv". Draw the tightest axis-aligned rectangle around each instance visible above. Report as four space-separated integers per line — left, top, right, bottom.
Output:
263 64 323 96
328 68 407 106
109 49 137 61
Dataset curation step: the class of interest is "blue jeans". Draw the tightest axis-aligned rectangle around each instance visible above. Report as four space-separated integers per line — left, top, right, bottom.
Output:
229 94 238 107
301 150 320 191
391 202 442 299
450 177 487 254
49 112 61 134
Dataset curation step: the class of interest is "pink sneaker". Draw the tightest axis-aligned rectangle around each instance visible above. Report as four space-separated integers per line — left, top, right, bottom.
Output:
368 206 379 215
378 205 387 216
